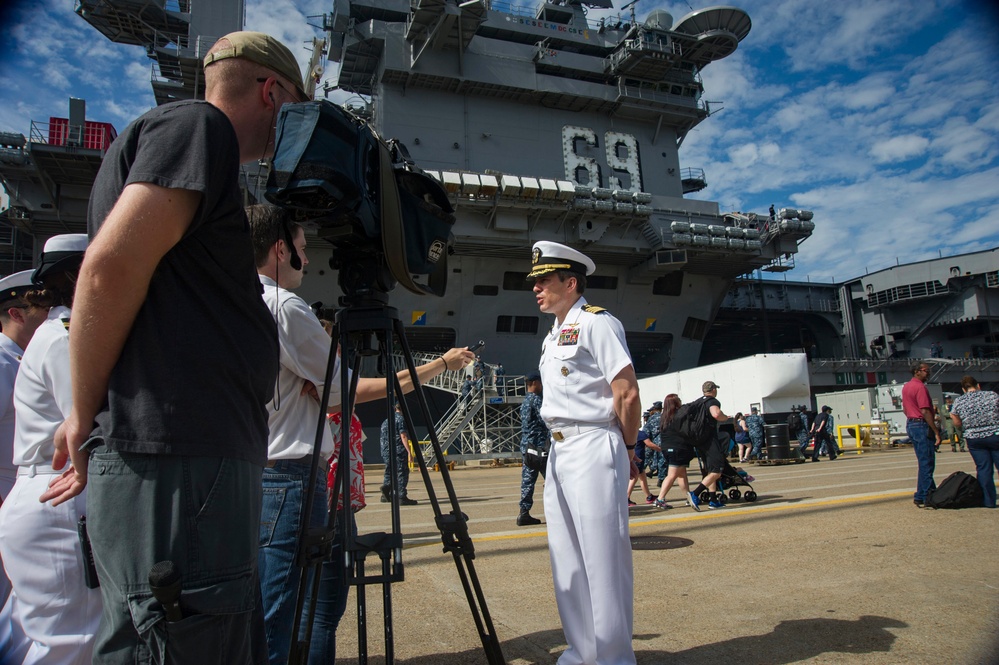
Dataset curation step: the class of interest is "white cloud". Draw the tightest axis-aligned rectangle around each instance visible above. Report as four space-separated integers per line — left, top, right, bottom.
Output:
869 135 930 163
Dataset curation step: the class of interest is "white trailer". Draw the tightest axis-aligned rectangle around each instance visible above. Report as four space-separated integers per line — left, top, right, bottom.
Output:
815 382 944 437
637 353 811 415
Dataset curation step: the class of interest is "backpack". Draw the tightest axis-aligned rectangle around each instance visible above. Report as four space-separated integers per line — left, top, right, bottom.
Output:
669 397 715 447
925 471 984 509
786 411 803 433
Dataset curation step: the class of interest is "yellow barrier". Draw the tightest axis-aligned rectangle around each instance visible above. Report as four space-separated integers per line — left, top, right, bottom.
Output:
413 439 447 471
836 423 891 454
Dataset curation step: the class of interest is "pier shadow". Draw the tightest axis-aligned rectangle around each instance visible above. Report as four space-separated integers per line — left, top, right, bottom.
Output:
334 615 909 664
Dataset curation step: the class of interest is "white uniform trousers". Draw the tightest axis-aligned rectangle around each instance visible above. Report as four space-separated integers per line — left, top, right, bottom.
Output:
0 553 31 664
543 426 636 665
0 471 101 665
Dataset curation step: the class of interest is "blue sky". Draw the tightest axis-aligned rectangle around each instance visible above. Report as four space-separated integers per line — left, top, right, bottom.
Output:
1 0 997 283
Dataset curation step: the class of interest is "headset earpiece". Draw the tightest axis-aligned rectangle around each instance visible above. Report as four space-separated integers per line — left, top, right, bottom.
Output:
282 220 302 271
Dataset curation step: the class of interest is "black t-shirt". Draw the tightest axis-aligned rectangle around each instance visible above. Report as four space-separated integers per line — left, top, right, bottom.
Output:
88 101 279 465
703 396 721 429
813 411 829 431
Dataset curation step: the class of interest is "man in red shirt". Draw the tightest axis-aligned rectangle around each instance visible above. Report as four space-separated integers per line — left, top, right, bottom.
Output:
901 362 941 507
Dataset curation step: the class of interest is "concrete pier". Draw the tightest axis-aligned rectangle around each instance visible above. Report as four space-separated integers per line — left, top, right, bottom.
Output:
330 448 998 664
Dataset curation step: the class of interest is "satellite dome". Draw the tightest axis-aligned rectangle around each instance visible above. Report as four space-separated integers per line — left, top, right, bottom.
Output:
644 9 673 31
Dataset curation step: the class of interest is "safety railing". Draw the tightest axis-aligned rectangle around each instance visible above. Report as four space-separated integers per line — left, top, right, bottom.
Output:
836 423 892 454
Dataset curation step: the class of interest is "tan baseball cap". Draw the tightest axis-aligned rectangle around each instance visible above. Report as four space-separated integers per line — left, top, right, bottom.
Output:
204 31 306 101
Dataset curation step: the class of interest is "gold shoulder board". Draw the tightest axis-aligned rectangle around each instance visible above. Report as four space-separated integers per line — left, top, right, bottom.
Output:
582 305 608 315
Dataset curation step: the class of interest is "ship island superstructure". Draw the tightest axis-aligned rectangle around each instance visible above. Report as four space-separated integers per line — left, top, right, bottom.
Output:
0 0 815 378
316 0 814 375
0 0 818 458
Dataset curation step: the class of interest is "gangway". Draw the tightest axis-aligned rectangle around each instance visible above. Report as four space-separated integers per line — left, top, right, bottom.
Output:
389 352 530 464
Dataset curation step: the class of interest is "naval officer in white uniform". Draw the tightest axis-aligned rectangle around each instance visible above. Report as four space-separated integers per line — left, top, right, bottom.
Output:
0 268 45 664
0 269 49 499
0 235 101 665
530 241 640 665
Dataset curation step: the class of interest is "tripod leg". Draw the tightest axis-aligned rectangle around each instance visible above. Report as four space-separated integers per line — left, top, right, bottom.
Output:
356 554 368 665
382 553 394 665
391 319 507 665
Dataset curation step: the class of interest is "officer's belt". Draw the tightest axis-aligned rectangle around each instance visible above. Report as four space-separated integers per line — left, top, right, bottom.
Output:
17 464 61 477
548 421 613 442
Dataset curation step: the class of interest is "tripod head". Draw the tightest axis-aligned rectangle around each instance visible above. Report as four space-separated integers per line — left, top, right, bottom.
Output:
331 252 393 310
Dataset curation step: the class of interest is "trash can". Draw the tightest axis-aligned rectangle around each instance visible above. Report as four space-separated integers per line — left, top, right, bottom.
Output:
765 424 791 460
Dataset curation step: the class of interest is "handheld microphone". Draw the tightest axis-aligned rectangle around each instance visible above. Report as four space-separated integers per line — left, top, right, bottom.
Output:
148 560 184 622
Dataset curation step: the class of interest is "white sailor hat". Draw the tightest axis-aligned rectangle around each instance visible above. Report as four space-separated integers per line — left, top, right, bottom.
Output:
32 234 89 284
528 241 596 279
0 269 35 304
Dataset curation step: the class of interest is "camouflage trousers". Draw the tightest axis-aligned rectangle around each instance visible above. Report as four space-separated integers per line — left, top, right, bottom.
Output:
380 442 411 498
797 431 810 456
519 457 546 513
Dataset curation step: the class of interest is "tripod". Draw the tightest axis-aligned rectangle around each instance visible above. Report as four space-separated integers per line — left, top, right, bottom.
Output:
287 288 506 665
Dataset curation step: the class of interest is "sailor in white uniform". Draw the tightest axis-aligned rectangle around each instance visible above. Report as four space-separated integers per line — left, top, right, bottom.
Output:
0 269 45 664
0 269 49 499
0 235 101 665
530 241 641 665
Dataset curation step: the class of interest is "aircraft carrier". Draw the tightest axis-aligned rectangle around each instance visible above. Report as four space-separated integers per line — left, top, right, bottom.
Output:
0 0 814 378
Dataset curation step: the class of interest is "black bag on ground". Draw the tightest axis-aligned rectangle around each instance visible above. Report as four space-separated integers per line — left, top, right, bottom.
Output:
670 397 715 448
926 471 983 509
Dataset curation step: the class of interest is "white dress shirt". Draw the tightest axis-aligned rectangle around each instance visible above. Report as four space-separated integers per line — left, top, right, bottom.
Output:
539 296 633 425
260 275 341 460
0 334 23 495
12 307 72 468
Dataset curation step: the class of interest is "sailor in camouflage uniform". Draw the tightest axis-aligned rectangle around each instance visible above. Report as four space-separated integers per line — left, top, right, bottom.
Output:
516 371 549 526
793 406 811 457
530 241 640 665
380 403 416 505
645 401 664 483
746 406 765 459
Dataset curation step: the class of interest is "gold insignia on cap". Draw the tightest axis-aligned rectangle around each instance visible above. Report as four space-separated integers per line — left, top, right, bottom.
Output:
532 247 541 265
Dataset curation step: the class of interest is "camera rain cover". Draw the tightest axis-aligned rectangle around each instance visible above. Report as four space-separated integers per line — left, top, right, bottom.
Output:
266 101 455 296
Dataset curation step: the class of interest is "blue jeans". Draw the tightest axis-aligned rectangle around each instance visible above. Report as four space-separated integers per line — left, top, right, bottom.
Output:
259 461 330 665
966 434 999 508
906 420 937 502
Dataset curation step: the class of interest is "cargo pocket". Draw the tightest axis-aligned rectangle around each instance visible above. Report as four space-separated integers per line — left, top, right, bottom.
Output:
128 570 257 664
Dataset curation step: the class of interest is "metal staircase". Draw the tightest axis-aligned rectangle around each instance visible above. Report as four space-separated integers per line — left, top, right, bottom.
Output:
389 352 530 464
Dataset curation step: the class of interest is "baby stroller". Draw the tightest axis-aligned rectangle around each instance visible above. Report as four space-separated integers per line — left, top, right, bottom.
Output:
695 454 758 504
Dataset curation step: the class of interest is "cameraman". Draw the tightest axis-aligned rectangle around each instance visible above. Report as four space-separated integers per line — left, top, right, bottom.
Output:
43 31 305 662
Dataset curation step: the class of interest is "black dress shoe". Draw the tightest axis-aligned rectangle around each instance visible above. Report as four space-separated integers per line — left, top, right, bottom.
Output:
399 497 418 506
